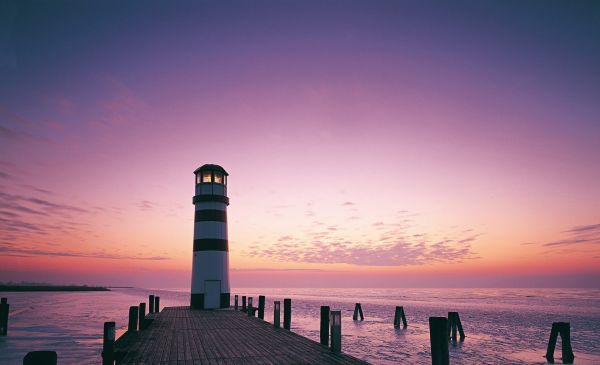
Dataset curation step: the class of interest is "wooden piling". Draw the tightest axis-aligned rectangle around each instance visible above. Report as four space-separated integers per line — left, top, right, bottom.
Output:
546 322 574 364
0 300 9 336
394 306 408 328
320 306 330 346
274 301 281 328
138 303 146 330
128 306 138 332
352 303 364 321
330 310 342 353
283 298 292 330
155 296 160 313
247 297 254 316
258 295 266 319
149 295 155 313
23 351 57 365
234 295 239 310
242 296 247 311
429 317 449 365
447 312 465 340
102 321 116 365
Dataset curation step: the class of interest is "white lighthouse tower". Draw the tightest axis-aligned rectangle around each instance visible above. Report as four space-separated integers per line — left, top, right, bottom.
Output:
191 164 230 309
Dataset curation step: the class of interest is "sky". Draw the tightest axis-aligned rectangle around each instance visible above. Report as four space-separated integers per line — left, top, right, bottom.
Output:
1 0 599 288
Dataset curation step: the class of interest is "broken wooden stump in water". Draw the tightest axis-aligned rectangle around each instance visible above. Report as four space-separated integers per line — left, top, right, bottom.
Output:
102 321 116 365
429 317 449 365
0 297 8 336
352 303 364 321
154 296 160 313
447 311 465 341
545 322 574 364
242 295 247 311
149 295 155 313
138 302 146 330
234 294 239 310
394 306 407 328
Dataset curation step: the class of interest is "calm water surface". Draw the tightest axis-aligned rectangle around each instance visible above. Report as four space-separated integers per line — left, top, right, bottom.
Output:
0 288 599 364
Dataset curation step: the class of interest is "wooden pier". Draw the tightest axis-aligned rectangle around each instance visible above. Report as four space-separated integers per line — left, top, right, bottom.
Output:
113 306 369 364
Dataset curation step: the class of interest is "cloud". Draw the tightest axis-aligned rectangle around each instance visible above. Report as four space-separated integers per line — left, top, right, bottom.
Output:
138 200 155 211
0 245 169 260
244 216 478 267
543 223 600 247
341 201 355 206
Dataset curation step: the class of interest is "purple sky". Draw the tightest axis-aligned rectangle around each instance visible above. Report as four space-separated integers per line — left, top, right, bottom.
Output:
1 1 599 288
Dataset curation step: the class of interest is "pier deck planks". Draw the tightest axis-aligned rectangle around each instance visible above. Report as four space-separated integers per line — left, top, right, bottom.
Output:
115 306 369 365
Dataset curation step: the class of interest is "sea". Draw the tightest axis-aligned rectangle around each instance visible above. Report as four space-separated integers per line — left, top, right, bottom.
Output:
0 288 599 364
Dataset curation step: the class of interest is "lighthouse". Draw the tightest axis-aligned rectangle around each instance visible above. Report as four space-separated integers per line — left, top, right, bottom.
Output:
191 164 230 309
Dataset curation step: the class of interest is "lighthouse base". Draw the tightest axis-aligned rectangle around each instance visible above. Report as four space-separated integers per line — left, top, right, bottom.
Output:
191 293 230 309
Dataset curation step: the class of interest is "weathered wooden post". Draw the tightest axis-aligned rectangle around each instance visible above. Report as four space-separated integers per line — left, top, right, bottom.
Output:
128 306 139 332
155 296 160 313
320 306 330 346
102 321 116 365
138 302 146 330
274 301 281 328
242 296 247 311
23 351 57 365
429 317 449 365
546 322 574 364
394 306 408 328
234 295 239 310
247 297 253 316
352 303 364 321
330 310 341 353
258 295 266 319
0 297 8 336
149 295 155 313
283 298 291 330
447 312 465 340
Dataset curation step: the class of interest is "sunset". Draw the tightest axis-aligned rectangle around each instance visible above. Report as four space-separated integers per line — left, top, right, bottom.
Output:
1 1 599 364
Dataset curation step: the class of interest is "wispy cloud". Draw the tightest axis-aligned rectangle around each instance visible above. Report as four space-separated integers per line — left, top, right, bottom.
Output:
0 245 169 260
543 223 600 247
243 210 479 266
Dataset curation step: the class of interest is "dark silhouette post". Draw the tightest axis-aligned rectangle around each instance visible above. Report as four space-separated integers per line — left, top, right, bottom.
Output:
330 311 341 353
394 306 407 328
138 302 146 330
102 321 116 365
546 322 574 364
247 297 253 316
149 295 155 313
274 301 281 328
283 298 292 330
155 296 160 313
234 295 239 310
0 298 8 336
128 306 138 332
258 295 265 319
320 306 330 346
352 303 364 321
429 317 449 365
23 351 57 365
242 296 247 311
447 312 465 340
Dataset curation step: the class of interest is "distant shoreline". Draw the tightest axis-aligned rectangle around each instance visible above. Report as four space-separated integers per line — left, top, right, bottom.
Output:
0 285 110 292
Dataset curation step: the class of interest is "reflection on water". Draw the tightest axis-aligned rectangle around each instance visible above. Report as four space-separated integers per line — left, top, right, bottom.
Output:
0 288 599 364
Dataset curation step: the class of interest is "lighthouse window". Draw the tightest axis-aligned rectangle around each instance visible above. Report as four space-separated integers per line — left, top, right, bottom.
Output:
214 172 223 184
195 174 201 184
202 171 212 183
